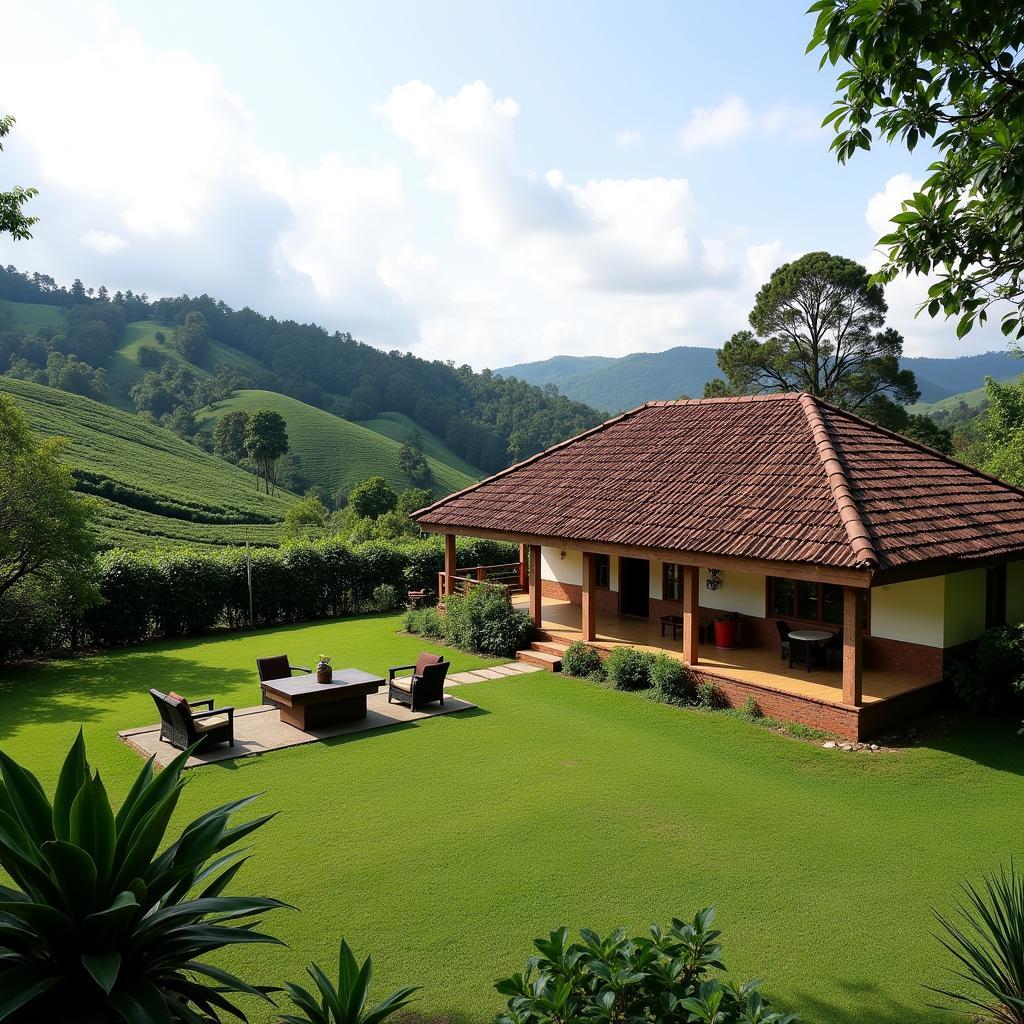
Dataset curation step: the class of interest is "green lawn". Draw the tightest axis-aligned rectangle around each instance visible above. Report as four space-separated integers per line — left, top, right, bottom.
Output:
0 614 1020 1024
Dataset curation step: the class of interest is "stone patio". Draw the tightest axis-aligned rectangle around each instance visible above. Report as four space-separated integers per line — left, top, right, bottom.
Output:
119 661 541 768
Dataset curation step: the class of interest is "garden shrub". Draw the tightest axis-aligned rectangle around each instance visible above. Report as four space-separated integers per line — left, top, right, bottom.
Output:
947 623 1024 712
496 909 799 1024
372 583 402 610
402 604 444 640
411 583 532 658
650 652 691 703
152 550 231 636
741 694 762 718
695 679 724 709
605 646 656 690
561 640 604 679
84 549 160 645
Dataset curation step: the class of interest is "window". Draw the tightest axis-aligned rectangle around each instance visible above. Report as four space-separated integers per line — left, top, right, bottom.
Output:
663 563 682 601
769 577 848 627
595 554 610 589
986 564 1007 628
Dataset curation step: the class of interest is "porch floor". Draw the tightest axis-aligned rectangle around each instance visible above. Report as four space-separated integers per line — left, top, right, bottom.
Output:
514 596 936 707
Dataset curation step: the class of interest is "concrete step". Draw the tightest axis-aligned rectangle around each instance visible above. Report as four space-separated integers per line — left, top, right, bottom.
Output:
530 639 570 657
515 649 562 671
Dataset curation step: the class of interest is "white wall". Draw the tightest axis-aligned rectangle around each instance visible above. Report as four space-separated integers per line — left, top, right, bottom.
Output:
699 568 766 617
540 546 582 586
1008 561 1024 623
943 568 987 647
871 577 945 647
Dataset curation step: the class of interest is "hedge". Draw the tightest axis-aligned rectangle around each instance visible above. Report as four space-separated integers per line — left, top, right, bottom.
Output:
3 535 518 659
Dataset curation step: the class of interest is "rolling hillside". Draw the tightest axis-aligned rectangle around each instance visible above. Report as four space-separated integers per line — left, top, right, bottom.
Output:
0 377 295 550
105 319 266 408
0 298 66 332
197 390 479 498
357 411 483 478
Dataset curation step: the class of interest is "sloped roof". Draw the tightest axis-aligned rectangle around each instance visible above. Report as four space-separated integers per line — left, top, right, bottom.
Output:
413 393 1024 574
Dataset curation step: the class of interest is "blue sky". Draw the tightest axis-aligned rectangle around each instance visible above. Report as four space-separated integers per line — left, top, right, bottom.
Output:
0 1 998 366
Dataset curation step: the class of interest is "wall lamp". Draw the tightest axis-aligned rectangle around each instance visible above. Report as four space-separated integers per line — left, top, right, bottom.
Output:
706 568 723 591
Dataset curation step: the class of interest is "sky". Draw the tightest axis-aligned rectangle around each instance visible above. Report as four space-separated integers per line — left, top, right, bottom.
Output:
0 1 1008 368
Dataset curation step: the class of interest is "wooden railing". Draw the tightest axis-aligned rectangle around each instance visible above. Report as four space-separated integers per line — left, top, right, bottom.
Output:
437 561 525 602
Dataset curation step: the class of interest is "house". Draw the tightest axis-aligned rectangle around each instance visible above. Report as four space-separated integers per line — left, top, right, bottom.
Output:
412 393 1024 739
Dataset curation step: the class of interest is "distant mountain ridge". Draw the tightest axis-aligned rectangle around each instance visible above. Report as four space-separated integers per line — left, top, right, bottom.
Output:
497 347 1024 413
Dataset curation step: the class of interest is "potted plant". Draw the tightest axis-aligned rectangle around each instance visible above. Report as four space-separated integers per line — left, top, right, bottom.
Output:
712 612 739 650
316 655 332 684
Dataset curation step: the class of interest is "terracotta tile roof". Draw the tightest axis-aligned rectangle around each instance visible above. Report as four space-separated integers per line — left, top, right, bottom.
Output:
413 393 1024 573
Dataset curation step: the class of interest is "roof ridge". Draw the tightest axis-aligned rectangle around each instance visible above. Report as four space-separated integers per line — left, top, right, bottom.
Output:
410 401 654 522
643 393 801 407
798 393 878 569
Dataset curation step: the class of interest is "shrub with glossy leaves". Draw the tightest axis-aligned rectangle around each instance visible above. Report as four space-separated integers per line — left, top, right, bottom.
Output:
650 653 692 704
496 909 799 1024
561 641 604 680
279 938 416 1024
0 731 287 1022
605 646 656 691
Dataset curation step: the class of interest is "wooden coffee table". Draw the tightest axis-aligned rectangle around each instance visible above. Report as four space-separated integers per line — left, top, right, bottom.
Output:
260 669 385 730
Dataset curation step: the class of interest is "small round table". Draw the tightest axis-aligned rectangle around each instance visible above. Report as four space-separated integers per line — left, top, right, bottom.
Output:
788 629 834 673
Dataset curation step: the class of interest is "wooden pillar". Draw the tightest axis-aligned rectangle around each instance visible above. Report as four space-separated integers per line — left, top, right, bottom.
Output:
444 533 457 596
581 551 596 642
682 564 699 665
518 544 528 592
843 586 864 706
528 545 542 627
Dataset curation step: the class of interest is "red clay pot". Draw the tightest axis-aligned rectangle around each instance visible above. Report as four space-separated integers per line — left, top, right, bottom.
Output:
713 619 738 649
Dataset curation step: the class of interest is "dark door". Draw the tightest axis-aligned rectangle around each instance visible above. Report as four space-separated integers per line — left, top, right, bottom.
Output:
619 558 650 618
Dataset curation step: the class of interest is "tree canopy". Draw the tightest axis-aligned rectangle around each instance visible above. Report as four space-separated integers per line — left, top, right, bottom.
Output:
808 0 1024 341
347 476 399 520
0 115 38 241
0 393 97 602
244 408 289 494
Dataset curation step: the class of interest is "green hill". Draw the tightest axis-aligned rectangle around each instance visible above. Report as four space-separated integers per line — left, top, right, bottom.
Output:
105 319 266 408
0 298 66 332
0 377 294 550
197 390 478 498
357 411 483 478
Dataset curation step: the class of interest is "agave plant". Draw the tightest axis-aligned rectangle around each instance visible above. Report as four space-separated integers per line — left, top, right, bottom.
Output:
932 860 1024 1024
0 730 289 1022
279 938 416 1024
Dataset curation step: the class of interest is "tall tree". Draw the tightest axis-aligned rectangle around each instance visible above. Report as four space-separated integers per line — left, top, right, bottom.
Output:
244 408 288 494
173 309 211 362
0 115 38 241
707 252 919 410
212 409 250 462
809 1 1024 341
348 476 398 519
0 393 97 601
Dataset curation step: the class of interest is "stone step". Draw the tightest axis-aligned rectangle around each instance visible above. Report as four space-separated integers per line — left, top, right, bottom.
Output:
530 639 570 657
515 649 562 671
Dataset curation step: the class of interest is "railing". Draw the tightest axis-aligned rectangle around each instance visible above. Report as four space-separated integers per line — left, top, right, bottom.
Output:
437 561 525 602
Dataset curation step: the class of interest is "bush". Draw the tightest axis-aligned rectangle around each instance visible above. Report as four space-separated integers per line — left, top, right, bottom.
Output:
403 604 444 640
650 652 692 704
496 910 799 1024
605 646 656 690
741 694 762 718
84 549 160 645
423 584 533 658
947 623 1024 712
373 583 402 611
561 640 604 679
695 679 724 709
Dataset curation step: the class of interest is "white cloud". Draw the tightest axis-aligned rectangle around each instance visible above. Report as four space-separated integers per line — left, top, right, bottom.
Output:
615 128 642 147
82 230 127 255
677 96 820 151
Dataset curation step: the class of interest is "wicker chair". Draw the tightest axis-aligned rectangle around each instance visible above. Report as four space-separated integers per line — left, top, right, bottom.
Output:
388 653 450 711
256 655 311 706
775 620 792 662
150 689 234 751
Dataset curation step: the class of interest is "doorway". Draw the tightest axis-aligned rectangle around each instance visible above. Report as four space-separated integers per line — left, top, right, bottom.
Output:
619 557 650 618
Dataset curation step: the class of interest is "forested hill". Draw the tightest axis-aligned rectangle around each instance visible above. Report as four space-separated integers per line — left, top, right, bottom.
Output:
499 345 1023 412
0 266 604 474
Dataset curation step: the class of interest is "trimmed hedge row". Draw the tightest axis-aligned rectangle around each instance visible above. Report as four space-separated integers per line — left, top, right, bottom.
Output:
1 536 517 659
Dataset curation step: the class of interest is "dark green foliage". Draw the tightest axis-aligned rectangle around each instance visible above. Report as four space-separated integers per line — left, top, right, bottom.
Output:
348 476 398 520
947 624 1024 713
405 583 531 658
397 440 432 487
245 408 289 495
280 938 417 1024
135 344 168 369
152 550 231 637
0 114 38 241
561 641 604 679
172 309 211 362
82 550 160 646
212 408 249 461
495 910 798 1024
695 680 725 710
650 652 692 704
0 731 286 1022
604 646 656 691
809 1 1024 342
931 861 1024 1023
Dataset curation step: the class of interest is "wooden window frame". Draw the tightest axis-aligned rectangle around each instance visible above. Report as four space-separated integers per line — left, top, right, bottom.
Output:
594 553 610 590
765 576 869 632
663 562 682 602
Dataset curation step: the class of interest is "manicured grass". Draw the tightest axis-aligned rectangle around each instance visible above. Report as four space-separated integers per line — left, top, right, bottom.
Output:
197 390 478 499
0 376 294 549
1 614 1020 1024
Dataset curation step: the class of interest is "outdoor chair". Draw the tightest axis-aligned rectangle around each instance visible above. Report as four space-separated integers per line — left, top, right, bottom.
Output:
775 620 792 662
388 653 450 711
150 689 234 751
256 654 311 706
